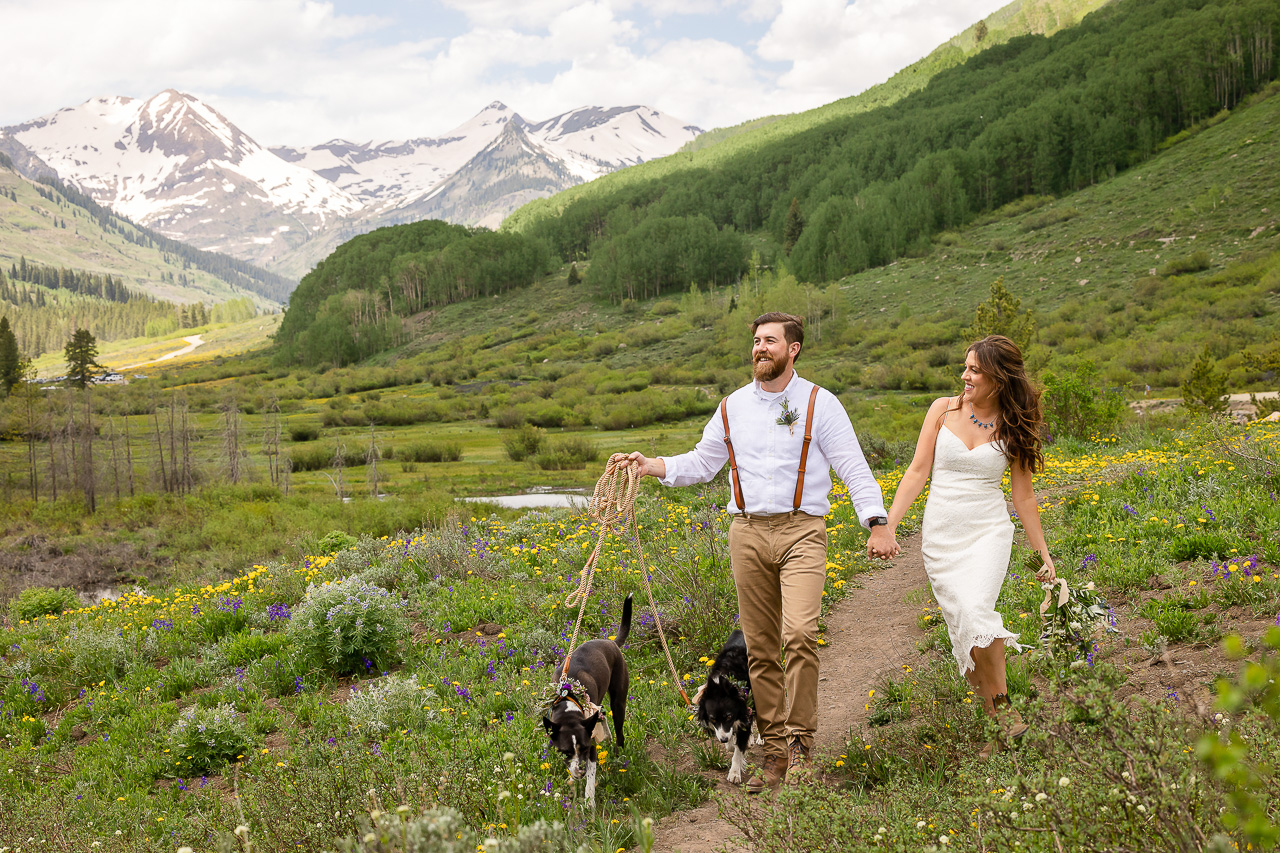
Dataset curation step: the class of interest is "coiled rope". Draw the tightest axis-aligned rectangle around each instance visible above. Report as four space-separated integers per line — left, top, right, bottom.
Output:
560 453 690 705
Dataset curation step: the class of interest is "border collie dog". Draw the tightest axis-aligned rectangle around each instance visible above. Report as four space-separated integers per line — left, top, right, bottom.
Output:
543 593 632 805
694 629 755 784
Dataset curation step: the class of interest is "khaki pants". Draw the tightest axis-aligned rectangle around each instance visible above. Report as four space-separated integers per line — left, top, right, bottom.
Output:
728 512 827 756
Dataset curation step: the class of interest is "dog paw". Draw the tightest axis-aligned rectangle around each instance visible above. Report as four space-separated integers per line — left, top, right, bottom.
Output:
727 768 744 784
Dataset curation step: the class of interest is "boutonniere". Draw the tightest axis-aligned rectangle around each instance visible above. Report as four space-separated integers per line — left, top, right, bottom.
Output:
775 396 800 435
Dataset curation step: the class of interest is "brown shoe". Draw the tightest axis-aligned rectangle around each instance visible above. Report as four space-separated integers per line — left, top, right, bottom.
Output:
993 694 1030 740
978 738 1002 760
783 740 815 786
745 752 786 794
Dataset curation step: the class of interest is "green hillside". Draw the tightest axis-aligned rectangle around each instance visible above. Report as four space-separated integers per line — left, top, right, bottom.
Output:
0 160 292 308
506 0 1112 228
502 0 1279 303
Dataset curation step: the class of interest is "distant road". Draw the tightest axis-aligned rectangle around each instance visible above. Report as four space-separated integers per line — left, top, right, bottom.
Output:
119 335 205 370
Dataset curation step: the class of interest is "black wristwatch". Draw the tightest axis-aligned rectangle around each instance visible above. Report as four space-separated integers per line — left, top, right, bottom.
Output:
868 516 888 528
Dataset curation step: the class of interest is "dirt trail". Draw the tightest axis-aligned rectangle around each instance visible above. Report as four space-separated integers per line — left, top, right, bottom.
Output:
653 532 931 853
118 334 205 370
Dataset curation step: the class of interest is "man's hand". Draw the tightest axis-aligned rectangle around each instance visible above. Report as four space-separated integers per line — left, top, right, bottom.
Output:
866 526 899 561
622 452 665 479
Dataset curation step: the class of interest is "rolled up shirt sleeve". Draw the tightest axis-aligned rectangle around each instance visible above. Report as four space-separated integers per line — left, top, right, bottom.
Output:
815 393 888 528
658 412 729 487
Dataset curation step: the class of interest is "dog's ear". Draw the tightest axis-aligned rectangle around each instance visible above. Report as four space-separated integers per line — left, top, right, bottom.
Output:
542 715 555 734
584 711 601 728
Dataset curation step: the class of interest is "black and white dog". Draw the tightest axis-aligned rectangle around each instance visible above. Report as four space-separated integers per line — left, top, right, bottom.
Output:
543 593 632 805
694 628 755 784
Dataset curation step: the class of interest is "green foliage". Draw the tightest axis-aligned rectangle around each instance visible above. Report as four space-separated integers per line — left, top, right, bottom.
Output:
511 0 1280 288
503 424 546 461
0 315 20 396
1169 532 1235 561
289 424 320 441
63 327 103 388
319 530 359 554
335 806 587 853
1160 250 1212 276
1198 629 1280 849
1181 345 1229 415
962 277 1037 353
165 702 257 776
532 435 600 470
287 575 408 675
584 214 747 303
399 441 462 463
7 585 79 622
344 673 438 737
1041 362 1125 441
276 221 552 367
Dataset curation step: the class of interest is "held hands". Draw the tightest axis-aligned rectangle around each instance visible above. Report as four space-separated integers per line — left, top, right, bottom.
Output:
866 526 900 561
621 451 660 478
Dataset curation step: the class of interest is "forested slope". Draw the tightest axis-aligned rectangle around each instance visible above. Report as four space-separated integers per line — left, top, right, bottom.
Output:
274 220 552 367
506 0 1278 296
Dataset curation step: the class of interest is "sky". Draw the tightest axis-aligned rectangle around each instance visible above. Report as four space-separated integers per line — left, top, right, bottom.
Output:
1 0 1012 146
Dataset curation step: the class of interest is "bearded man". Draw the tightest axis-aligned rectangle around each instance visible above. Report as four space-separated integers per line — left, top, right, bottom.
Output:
625 311 893 791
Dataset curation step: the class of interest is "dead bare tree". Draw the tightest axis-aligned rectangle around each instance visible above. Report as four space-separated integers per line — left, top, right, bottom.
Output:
366 423 381 497
262 397 282 487
222 393 242 485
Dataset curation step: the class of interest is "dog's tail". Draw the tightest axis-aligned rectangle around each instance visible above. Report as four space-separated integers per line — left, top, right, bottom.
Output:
614 593 633 648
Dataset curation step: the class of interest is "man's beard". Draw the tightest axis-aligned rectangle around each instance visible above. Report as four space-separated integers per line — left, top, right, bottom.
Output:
753 352 788 382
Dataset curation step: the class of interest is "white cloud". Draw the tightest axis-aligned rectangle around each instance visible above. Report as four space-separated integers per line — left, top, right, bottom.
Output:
1 0 1009 145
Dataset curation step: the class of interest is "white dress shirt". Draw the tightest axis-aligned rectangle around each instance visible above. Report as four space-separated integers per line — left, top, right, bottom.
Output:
658 372 888 526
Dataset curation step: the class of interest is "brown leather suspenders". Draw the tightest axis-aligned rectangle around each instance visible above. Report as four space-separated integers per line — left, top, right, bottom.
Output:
720 399 745 511
793 386 820 510
722 386 820 513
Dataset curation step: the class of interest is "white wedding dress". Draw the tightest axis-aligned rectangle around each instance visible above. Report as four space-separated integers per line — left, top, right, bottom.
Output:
921 421 1024 674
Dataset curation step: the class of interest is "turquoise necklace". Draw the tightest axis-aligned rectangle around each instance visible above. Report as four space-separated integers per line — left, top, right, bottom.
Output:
969 403 996 430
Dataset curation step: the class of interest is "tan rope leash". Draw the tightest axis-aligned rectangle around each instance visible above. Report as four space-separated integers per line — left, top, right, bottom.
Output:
560 453 691 705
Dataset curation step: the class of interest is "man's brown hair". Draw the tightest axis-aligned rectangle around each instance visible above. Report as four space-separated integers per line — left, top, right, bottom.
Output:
751 312 805 361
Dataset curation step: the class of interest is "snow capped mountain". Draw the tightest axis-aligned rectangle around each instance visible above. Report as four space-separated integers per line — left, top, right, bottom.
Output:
384 119 583 231
271 102 518 213
6 91 361 268
4 92 702 277
529 105 704 181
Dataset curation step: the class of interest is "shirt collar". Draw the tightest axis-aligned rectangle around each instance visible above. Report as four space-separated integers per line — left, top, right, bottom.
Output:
753 370 803 400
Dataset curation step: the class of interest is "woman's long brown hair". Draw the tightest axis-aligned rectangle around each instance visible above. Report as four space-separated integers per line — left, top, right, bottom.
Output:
958 335 1045 474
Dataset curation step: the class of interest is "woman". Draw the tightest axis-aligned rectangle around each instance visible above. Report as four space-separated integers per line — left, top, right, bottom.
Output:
871 335 1056 755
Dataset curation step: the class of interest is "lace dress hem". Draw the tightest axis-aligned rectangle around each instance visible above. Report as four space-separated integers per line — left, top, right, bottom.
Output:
953 631 1025 676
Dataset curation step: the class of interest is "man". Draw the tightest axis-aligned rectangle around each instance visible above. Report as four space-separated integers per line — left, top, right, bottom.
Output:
625 312 894 791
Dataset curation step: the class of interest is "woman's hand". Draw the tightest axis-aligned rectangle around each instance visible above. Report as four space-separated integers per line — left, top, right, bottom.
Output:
867 527 900 561
1035 556 1057 583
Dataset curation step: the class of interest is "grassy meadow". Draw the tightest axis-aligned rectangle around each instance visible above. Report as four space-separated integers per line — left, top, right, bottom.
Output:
0 416 1277 851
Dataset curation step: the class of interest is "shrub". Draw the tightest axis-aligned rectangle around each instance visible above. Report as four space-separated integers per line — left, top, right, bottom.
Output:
503 424 546 461
400 441 462 463
166 702 256 775
1159 250 1211 276
66 623 134 682
207 629 289 672
318 530 358 554
1182 345 1228 415
533 436 600 471
336 807 584 853
345 673 438 736
289 424 320 441
289 445 366 472
1041 363 1125 441
7 587 79 623
287 575 408 675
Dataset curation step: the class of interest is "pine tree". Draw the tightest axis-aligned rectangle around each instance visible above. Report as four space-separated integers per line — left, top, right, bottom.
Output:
0 315 21 396
783 197 805 253
64 328 104 388
962 278 1038 353
1182 345 1229 415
